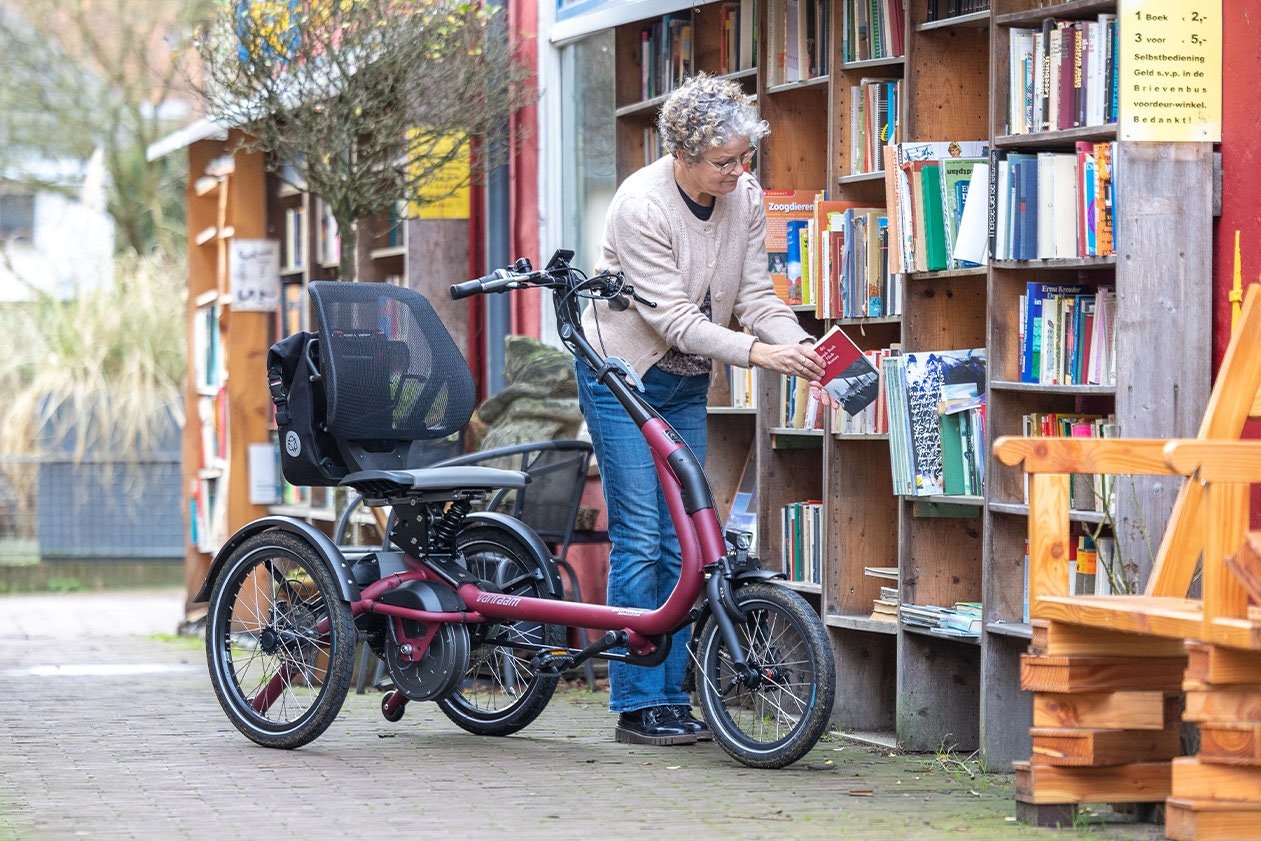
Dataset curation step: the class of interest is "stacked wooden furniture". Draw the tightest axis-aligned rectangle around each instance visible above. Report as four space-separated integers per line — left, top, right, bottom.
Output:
994 284 1261 836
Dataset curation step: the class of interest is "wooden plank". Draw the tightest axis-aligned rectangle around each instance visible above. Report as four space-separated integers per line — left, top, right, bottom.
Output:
1204 482 1252 626
1030 620 1188 658
1227 533 1261 606
1186 644 1261 686
992 437 1178 475
1164 440 1261 483
1148 284 1261 598
1034 595 1206 641
1166 797 1261 841
1020 654 1185 693
1013 759 1172 804
1029 727 1182 766
1172 756 1261 801
1028 473 1071 604
1198 723 1261 766
1033 691 1171 730
1183 684 1261 724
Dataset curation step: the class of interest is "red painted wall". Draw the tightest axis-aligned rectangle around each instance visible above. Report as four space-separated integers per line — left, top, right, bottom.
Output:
1212 2 1261 522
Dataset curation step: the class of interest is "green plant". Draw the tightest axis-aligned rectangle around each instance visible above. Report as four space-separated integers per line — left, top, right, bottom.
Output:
0 251 186 528
46 576 84 593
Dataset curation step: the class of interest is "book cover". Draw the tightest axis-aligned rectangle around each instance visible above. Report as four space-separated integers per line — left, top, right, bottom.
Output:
900 348 986 496
952 161 989 266
813 324 880 417
764 189 818 303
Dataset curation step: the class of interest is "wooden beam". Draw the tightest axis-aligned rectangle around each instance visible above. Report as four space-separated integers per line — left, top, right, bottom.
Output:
1035 594 1206 641
1203 482 1251 627
1030 620 1188 658
1028 473 1071 605
1164 440 1261 483
1184 682 1261 723
1186 643 1261 685
1226 532 1261 605
1029 727 1181 766
1172 756 1261 801
1013 760 1172 804
1148 284 1261 598
1020 654 1185 693
1033 691 1172 730
993 436 1178 474
1167 797 1261 841
1198 722 1261 765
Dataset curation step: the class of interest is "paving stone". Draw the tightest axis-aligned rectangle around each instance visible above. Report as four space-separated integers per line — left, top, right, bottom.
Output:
0 591 1165 840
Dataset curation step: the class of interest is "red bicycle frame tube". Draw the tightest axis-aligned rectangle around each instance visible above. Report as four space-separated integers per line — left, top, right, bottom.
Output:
346 417 728 655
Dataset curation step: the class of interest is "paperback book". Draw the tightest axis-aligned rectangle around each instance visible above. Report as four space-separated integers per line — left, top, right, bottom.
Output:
813 325 880 417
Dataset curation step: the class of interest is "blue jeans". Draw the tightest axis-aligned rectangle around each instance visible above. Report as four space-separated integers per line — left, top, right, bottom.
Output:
575 361 710 713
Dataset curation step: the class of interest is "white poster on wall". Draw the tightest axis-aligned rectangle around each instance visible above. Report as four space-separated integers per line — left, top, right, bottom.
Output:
229 239 282 312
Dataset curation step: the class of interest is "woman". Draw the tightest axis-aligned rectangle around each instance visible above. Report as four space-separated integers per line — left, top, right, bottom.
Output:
575 73 832 747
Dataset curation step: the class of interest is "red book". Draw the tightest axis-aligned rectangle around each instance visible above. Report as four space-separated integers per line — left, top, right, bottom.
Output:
813 325 879 417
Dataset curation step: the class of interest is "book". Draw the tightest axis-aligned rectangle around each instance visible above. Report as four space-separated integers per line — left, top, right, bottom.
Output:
813 324 880 417
764 189 818 303
1021 282 1092 383
896 348 987 496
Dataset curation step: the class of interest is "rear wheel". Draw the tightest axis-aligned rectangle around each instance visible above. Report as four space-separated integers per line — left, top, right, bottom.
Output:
696 582 836 768
436 524 564 736
205 531 356 749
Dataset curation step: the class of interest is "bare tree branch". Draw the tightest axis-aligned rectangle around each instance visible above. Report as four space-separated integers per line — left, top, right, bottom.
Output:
195 0 535 281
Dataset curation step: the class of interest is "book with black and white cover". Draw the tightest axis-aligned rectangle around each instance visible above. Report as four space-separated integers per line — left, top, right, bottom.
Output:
813 325 880 417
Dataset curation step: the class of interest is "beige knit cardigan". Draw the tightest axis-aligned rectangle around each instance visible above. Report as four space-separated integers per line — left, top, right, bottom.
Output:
581 155 810 377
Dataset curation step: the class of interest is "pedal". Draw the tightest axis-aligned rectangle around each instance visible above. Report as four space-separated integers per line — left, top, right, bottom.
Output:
532 649 576 673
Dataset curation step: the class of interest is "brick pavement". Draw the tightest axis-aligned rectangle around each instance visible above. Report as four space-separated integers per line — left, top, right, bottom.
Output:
0 590 1165 841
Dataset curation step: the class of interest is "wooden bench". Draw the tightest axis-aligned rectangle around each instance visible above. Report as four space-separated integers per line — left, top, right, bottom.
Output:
994 284 1261 838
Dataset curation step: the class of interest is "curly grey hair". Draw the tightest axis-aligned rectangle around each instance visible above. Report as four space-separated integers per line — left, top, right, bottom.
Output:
657 73 769 163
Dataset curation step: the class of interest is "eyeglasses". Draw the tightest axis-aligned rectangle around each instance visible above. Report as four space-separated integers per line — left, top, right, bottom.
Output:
703 149 756 175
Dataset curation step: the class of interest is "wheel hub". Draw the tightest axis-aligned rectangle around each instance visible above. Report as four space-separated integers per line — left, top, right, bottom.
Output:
259 628 281 654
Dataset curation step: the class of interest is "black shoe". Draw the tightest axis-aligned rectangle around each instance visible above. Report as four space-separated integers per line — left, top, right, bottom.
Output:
666 705 712 741
615 706 698 746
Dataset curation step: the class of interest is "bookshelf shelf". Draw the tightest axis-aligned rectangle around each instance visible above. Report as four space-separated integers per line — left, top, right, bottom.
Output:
917 10 990 31
370 245 407 260
781 580 823 595
990 255 1117 269
994 0 1115 27
766 75 830 95
831 432 889 442
837 171 886 185
902 623 981 646
984 621 1032 640
839 56 906 71
993 125 1118 149
986 500 1108 525
904 267 986 281
707 406 757 415
826 613 899 635
987 380 1117 396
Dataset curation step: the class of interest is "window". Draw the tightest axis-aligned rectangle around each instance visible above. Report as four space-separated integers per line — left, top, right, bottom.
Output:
559 30 616 274
0 194 35 242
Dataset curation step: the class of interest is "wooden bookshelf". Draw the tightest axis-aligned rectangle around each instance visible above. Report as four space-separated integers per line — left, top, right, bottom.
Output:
980 0 1211 769
606 0 1210 768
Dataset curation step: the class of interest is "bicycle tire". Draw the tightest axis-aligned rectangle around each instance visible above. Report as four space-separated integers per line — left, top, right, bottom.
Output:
205 530 356 749
696 582 836 768
436 523 564 736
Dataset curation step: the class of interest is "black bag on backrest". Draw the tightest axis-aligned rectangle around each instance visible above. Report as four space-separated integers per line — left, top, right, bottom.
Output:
266 331 349 486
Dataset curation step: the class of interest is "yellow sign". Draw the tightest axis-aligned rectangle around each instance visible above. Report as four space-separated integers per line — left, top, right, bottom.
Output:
1118 0 1222 141
405 130 471 220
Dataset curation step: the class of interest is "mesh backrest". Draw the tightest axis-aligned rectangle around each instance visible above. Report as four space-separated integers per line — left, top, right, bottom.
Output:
308 281 475 441
515 447 591 545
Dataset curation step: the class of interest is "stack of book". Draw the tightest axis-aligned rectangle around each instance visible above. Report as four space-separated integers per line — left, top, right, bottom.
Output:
900 601 982 638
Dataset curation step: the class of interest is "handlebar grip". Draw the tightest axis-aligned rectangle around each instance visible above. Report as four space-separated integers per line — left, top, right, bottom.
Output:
449 278 484 300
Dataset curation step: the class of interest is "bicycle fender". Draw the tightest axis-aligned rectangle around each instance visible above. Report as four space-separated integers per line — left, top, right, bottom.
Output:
192 516 360 604
461 511 564 599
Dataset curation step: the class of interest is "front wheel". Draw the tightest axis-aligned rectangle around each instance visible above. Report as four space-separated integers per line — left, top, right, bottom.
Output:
205 530 357 749
696 582 836 768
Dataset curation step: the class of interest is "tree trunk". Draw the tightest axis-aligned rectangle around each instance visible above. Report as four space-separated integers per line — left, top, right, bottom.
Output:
337 215 359 282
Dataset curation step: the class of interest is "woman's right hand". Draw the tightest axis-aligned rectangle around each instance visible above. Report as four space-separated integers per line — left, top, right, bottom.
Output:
749 340 826 382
